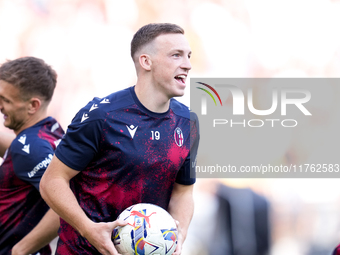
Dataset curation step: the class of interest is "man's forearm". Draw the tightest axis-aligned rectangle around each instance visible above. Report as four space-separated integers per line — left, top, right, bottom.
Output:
40 176 91 237
40 156 128 254
11 209 59 255
40 156 95 238
168 183 194 242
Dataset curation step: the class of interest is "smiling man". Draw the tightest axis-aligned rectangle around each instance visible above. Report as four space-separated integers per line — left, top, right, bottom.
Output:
0 56 64 254
40 23 200 255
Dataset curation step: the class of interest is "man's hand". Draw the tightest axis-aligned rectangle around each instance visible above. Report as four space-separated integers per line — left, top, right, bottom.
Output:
11 243 26 255
82 219 127 255
168 183 194 255
173 220 183 255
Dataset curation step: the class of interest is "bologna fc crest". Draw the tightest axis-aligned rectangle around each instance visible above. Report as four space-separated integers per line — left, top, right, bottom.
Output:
174 127 184 147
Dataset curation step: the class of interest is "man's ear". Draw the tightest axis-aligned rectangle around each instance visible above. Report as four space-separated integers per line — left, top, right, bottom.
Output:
28 97 42 114
139 54 152 71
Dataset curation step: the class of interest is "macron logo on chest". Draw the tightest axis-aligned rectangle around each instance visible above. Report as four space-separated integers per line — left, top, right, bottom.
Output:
126 125 138 139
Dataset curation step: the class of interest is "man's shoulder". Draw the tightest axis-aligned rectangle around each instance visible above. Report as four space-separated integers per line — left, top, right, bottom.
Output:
170 98 191 120
13 117 63 145
74 87 135 123
170 99 199 130
10 132 52 157
95 87 134 110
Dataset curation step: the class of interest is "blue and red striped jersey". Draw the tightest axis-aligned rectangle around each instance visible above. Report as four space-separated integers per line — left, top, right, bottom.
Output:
0 117 64 255
55 86 200 254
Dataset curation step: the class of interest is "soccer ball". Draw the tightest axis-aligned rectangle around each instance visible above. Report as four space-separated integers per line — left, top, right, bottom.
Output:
113 203 178 255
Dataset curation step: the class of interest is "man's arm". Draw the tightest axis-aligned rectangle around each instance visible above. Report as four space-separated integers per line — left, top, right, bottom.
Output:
40 156 126 255
11 209 59 255
0 132 15 157
168 183 194 255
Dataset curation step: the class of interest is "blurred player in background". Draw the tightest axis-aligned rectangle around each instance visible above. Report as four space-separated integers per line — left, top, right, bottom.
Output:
40 23 200 255
0 57 64 254
333 244 340 254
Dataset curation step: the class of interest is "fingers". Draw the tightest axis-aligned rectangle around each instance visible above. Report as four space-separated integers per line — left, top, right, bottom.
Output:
112 219 128 228
174 220 180 230
174 220 183 241
173 220 182 255
173 241 182 255
83 221 125 255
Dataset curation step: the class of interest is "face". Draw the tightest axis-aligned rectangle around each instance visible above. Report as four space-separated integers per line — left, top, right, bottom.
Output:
0 80 30 134
150 33 192 98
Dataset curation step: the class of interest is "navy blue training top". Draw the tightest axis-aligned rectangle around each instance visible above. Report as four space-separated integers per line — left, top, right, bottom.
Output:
0 117 64 255
55 86 199 254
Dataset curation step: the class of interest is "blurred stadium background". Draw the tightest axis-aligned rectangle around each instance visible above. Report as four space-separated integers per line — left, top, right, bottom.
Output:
1 0 340 254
